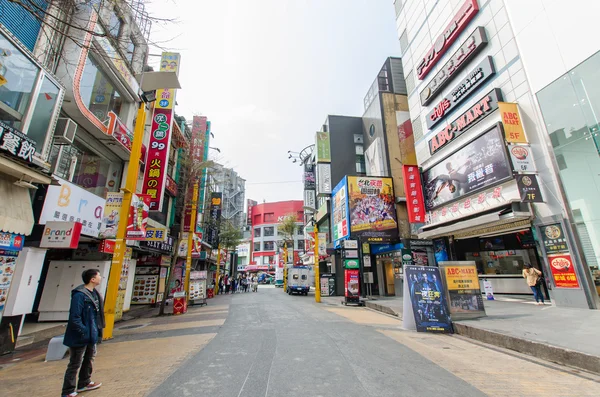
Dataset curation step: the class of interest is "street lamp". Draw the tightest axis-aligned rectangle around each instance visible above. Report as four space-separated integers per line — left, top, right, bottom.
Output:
306 216 321 303
103 71 181 340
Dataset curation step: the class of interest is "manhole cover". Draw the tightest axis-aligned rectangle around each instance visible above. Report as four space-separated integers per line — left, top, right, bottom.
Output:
118 324 146 330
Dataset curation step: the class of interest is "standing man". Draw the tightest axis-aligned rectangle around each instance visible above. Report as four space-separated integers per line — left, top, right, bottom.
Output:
61 269 105 397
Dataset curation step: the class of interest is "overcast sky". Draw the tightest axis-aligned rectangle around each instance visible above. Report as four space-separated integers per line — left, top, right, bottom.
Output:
146 0 400 206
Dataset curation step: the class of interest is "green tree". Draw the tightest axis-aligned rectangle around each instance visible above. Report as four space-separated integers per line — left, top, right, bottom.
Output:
218 220 243 253
279 213 297 263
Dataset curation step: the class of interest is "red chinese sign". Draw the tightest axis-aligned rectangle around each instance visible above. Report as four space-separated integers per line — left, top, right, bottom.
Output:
126 194 150 240
166 175 178 196
548 253 580 288
416 0 479 80
402 165 426 223
99 239 115 254
142 108 173 210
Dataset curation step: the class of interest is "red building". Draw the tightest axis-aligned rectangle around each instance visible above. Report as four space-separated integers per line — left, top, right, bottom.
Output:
249 200 305 266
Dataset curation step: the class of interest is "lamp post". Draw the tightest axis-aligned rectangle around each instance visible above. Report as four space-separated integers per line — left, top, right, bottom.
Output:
313 221 321 303
103 71 181 340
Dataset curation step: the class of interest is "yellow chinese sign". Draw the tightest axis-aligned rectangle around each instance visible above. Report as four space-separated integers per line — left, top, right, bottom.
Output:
155 52 181 110
498 102 527 143
445 265 479 290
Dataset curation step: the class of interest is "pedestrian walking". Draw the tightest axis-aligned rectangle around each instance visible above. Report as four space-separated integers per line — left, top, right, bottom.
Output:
225 275 230 294
218 275 224 295
61 269 105 397
523 263 545 305
232 278 237 294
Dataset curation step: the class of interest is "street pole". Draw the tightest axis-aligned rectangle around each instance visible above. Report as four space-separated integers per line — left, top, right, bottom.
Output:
183 180 199 302
104 102 147 340
214 246 221 295
314 223 321 303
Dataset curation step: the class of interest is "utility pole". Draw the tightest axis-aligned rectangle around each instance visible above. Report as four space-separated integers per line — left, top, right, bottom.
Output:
314 223 321 303
214 246 221 295
183 181 199 302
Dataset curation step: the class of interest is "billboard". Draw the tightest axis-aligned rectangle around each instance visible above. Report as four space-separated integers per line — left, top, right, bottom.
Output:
142 52 180 211
247 199 257 226
422 125 512 211
347 176 398 243
316 163 332 195
316 131 331 163
303 162 316 190
332 177 350 243
206 192 222 247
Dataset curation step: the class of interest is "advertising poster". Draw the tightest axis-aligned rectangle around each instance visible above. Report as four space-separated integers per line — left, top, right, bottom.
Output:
433 238 449 264
131 275 158 304
347 176 399 243
0 232 24 251
0 252 18 321
499 102 527 143
404 265 452 333
548 254 580 288
344 269 360 299
516 174 544 203
441 262 485 319
320 278 329 296
422 125 512 210
100 192 123 238
316 131 331 163
126 194 150 240
332 177 350 243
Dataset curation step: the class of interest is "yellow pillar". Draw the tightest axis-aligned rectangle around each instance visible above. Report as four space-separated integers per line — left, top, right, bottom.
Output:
314 224 321 303
104 102 146 340
183 181 199 302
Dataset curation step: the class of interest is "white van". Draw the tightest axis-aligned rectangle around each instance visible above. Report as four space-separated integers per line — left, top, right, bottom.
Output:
286 266 310 296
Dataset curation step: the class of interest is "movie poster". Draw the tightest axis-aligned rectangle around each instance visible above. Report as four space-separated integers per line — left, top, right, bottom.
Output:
347 176 398 243
405 265 452 333
422 125 512 210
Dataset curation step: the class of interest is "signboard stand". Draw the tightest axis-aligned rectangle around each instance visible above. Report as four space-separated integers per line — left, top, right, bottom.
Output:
402 279 416 331
439 261 486 321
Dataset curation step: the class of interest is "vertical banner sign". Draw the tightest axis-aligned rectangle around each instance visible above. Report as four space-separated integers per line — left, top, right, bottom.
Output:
316 163 332 195
498 102 527 143
402 165 426 223
247 199 257 226
316 131 331 163
190 116 206 231
516 174 544 203
100 192 123 238
548 254 580 288
332 177 350 244
197 120 211 233
142 52 181 211
126 194 150 240
207 193 222 247
404 265 452 333
344 269 360 299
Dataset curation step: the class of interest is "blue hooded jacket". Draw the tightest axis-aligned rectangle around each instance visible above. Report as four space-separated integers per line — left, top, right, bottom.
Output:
63 285 105 347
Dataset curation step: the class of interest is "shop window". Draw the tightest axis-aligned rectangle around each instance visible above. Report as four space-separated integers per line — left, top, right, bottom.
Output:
0 33 39 124
107 7 123 38
297 225 304 235
264 212 274 222
27 76 60 150
125 35 136 64
254 228 261 237
537 51 600 287
264 226 274 237
254 242 260 252
297 240 305 251
79 54 124 123
263 241 274 251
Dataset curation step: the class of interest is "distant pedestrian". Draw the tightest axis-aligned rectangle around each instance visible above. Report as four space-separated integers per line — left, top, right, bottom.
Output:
225 275 231 294
218 275 224 294
61 269 105 397
231 278 237 294
523 263 545 305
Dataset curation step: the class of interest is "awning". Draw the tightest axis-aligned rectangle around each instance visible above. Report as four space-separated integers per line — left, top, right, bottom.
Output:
0 175 36 235
418 206 532 240
0 156 52 185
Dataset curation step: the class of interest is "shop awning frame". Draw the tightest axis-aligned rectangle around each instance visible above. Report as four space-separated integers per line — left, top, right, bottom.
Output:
0 175 37 235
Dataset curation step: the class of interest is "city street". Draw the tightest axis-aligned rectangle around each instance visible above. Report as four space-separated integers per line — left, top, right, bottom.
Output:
2 286 600 397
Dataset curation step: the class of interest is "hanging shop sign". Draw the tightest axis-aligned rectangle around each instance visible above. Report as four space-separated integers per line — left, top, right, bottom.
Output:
429 89 502 155
516 174 544 203
39 177 105 237
343 240 358 249
99 239 115 254
508 144 536 173
0 121 36 163
424 181 519 228
0 232 24 251
142 109 174 211
155 52 181 110
99 192 122 238
363 256 371 267
343 249 359 259
344 259 360 269
548 253 580 288
247 199 257 226
141 235 174 254
316 131 331 163
427 57 496 130
316 201 328 222
145 227 168 241
304 189 316 211
332 177 350 243
498 102 527 143
416 0 479 80
404 265 453 333
540 223 568 254
304 162 316 190
126 194 150 240
422 125 512 211
206 193 223 247
106 112 148 158
371 243 404 255
316 163 332 195
165 175 178 196
347 176 399 243
402 165 426 223
40 221 82 249
318 233 327 256
420 26 488 106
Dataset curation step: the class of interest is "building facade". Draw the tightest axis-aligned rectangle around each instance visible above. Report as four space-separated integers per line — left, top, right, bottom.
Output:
209 163 246 230
393 0 600 308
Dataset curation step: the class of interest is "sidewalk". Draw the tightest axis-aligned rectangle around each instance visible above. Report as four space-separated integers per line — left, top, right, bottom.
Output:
324 295 600 374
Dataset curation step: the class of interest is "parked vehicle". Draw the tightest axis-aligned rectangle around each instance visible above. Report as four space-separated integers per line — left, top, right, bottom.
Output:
286 265 310 296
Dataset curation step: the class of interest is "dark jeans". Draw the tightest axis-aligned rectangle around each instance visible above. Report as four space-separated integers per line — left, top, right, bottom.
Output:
62 344 96 395
530 285 544 303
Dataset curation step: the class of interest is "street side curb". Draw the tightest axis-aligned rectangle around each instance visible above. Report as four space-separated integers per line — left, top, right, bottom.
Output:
365 301 401 318
453 322 600 375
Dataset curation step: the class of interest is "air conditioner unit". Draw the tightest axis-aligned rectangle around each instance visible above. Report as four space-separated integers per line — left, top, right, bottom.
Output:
54 118 78 145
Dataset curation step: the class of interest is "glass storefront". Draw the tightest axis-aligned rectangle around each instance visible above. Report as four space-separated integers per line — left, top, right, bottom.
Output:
537 51 600 296
79 54 124 123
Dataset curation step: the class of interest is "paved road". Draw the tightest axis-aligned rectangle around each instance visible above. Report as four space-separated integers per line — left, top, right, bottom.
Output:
149 286 600 397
